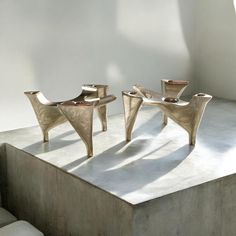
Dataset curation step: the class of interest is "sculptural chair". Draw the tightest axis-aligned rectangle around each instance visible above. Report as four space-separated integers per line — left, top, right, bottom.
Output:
122 87 212 145
25 85 116 156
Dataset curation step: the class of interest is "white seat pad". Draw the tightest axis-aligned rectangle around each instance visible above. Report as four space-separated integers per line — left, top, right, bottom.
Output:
0 208 17 227
0 220 44 236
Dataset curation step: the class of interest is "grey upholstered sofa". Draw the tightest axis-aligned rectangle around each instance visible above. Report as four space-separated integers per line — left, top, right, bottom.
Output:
0 202 43 235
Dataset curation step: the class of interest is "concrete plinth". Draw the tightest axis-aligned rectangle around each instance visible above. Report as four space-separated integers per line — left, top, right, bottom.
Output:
1 98 236 235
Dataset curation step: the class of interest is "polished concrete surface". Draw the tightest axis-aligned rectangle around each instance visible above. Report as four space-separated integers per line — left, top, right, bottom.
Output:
0 98 236 205
1 98 236 235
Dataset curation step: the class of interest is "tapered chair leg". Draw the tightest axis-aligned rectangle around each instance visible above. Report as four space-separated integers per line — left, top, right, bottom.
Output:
58 104 94 157
24 91 67 142
189 132 196 146
163 114 168 125
43 130 49 142
122 92 143 142
153 93 212 146
96 105 107 131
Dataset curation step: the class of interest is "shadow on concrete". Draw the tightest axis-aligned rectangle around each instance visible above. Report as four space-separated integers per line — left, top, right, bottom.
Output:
132 109 165 139
23 130 102 155
63 109 165 171
69 139 193 196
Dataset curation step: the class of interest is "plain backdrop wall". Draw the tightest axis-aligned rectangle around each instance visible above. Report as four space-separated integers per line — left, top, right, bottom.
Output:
0 0 195 131
195 0 236 97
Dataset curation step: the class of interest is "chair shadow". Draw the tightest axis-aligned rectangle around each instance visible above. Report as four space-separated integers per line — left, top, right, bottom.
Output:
132 109 165 139
63 110 165 171
23 130 103 155
63 140 128 171
69 138 194 196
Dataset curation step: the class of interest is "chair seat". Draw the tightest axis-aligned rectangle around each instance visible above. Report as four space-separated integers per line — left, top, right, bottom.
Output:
0 220 44 236
0 207 17 227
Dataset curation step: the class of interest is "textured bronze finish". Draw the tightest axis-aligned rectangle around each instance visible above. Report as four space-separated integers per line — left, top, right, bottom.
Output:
58 95 116 157
161 79 189 124
123 81 212 145
25 85 116 157
161 79 189 98
165 80 189 85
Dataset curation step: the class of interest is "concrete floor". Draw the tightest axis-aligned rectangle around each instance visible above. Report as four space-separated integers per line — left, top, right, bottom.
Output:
0 97 236 235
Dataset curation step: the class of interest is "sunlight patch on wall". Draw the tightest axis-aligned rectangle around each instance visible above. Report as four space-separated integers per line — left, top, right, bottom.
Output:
117 0 190 57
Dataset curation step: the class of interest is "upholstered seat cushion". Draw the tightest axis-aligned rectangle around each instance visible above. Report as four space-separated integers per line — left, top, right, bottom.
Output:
0 207 17 227
0 220 44 236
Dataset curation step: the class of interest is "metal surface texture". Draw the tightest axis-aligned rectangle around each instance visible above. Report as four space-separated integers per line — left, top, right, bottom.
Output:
58 95 116 157
25 85 116 157
123 81 212 145
161 79 189 98
161 79 189 124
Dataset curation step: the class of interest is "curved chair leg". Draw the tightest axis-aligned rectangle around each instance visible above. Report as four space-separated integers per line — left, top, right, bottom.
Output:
58 105 94 157
122 92 143 142
155 93 212 146
42 130 49 142
163 114 168 125
96 105 107 131
24 91 67 142
189 132 196 146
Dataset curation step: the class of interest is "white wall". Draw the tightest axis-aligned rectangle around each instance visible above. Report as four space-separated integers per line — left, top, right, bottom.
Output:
195 0 236 97
0 0 195 131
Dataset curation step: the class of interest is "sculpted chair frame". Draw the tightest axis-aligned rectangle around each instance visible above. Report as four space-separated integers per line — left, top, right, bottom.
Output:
122 80 212 145
25 85 116 157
